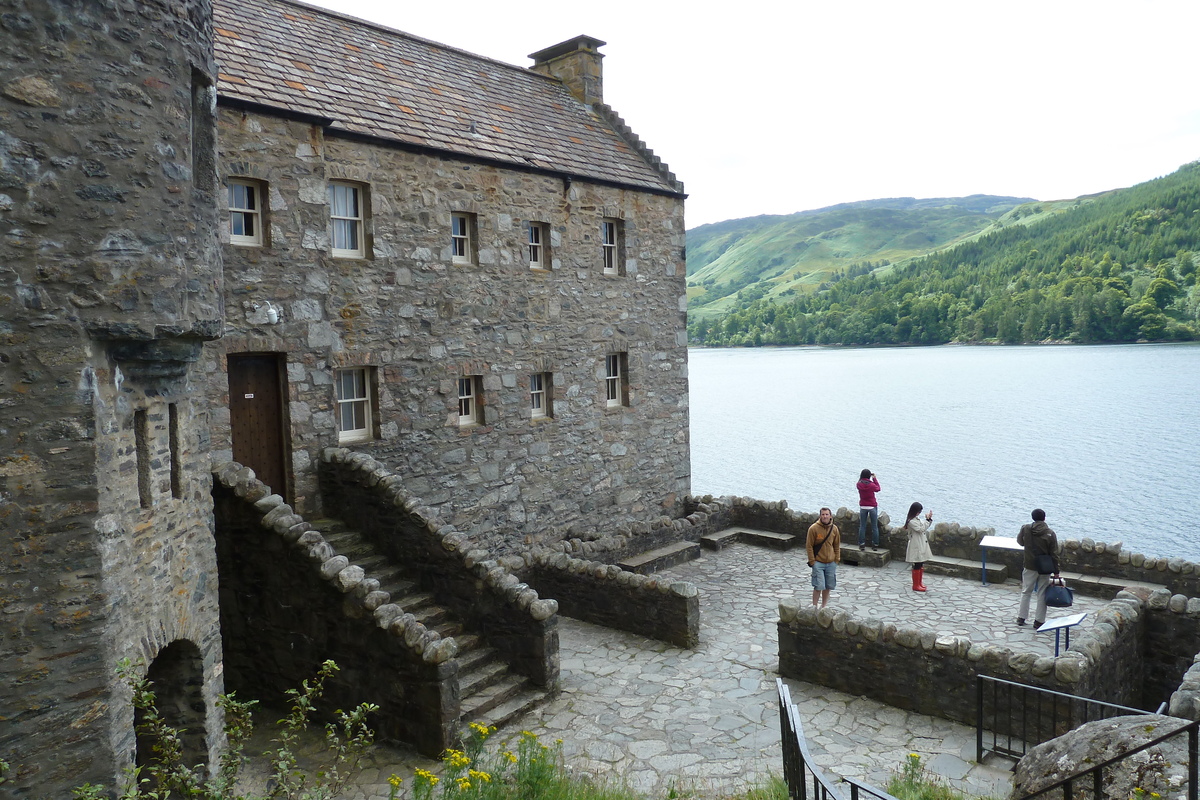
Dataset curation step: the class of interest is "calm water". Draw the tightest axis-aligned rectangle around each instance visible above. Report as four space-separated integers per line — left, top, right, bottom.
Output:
688 343 1200 562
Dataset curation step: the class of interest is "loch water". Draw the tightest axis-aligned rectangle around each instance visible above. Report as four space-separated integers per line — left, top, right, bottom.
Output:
688 343 1200 562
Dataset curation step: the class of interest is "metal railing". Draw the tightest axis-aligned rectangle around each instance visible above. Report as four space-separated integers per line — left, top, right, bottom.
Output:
1015 717 1199 800
777 679 899 800
976 675 1152 762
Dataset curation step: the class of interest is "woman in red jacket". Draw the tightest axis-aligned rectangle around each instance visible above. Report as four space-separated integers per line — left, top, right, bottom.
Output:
857 469 881 550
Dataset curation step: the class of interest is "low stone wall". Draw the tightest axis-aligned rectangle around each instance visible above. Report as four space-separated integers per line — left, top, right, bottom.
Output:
319 448 559 687
212 464 457 755
777 588 1149 728
524 551 699 647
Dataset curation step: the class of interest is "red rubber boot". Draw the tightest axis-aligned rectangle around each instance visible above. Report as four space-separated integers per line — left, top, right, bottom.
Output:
912 569 926 592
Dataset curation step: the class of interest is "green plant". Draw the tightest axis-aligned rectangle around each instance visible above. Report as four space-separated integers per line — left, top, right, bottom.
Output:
73 658 377 800
887 753 991 800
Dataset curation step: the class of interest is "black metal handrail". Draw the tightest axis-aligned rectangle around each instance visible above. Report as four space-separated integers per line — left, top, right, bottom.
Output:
1015 717 1198 800
976 674 1151 762
777 679 902 800
844 776 902 800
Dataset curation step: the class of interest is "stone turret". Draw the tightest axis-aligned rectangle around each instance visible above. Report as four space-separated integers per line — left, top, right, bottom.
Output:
0 0 225 795
528 35 606 106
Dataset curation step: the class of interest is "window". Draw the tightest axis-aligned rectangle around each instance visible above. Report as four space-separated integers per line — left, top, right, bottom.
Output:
228 180 263 246
528 222 549 270
605 353 627 407
530 372 552 419
330 182 364 257
452 213 474 264
135 409 152 508
336 368 374 443
602 218 623 275
458 375 481 426
169 402 182 499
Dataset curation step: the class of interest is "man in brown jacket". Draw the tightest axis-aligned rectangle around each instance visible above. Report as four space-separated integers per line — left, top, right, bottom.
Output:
806 507 841 608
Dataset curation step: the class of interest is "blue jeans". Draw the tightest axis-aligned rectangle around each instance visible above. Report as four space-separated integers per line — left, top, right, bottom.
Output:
858 506 879 547
811 561 837 591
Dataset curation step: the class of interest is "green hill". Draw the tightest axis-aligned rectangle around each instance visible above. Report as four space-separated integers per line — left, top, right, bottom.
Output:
686 195 1035 318
689 162 1200 346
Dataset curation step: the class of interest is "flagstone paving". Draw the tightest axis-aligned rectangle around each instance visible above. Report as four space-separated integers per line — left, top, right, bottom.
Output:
240 542 1114 799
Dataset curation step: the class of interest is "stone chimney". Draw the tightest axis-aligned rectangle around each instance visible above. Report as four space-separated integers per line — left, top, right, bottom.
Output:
528 35 606 106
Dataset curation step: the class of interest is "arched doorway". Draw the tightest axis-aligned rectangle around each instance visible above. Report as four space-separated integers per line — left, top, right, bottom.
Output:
136 640 208 775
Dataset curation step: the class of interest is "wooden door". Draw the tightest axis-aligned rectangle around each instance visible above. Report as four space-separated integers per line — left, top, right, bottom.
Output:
227 353 288 498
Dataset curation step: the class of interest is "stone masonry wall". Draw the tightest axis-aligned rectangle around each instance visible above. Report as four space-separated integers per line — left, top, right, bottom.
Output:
203 107 689 553
1 1 224 796
778 588 1149 730
525 552 699 648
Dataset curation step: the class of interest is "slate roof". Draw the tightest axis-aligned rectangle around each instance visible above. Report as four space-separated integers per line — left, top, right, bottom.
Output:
212 0 682 195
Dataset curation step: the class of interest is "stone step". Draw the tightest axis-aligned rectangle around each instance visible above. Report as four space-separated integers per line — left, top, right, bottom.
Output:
463 685 549 735
459 673 529 720
618 541 702 574
460 658 509 697
841 544 892 568
456 645 497 673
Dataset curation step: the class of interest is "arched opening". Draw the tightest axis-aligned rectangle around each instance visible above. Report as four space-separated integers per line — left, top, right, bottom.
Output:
135 640 208 776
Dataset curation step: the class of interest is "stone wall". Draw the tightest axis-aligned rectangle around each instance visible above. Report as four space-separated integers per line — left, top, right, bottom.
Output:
1 1 224 795
204 106 690 553
778 588 1149 729
525 552 699 647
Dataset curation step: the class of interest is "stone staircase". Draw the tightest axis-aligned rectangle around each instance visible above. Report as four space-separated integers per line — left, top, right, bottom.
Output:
311 519 549 734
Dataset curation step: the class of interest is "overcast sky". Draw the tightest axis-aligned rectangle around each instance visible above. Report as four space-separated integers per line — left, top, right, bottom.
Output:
305 0 1200 229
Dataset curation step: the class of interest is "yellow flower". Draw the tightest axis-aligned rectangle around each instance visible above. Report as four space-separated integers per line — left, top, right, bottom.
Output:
468 721 493 737
388 774 402 787
521 730 537 739
415 768 440 786
456 777 471 790
909 753 920 760
469 769 492 783
444 748 471 769
503 751 517 763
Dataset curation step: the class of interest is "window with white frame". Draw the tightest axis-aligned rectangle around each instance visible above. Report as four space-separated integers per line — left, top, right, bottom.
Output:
336 367 374 443
330 182 365 257
528 222 549 270
530 372 552 419
452 213 474 264
601 218 623 275
228 179 263 246
605 353 627 407
458 375 481 426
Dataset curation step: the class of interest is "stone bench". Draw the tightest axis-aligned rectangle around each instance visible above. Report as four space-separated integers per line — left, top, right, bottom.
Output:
619 541 702 574
841 543 892 568
1057 570 1167 599
924 554 1007 583
699 527 797 551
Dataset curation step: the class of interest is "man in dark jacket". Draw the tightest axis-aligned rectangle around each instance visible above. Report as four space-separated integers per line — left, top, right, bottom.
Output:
1016 508 1059 629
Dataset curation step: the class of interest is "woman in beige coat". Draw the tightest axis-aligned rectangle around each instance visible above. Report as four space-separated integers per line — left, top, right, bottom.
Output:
904 501 933 592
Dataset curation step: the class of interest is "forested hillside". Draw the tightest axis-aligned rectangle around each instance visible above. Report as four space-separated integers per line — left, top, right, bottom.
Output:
690 162 1200 346
686 195 1032 318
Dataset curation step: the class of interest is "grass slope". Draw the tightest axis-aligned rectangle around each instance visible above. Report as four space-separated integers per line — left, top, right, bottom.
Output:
686 196 1034 318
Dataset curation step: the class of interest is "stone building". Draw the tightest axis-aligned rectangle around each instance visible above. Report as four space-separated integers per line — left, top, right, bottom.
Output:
1 0 687 794
207 0 690 554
